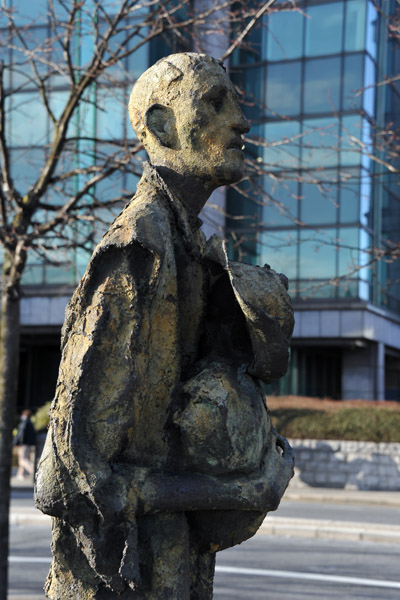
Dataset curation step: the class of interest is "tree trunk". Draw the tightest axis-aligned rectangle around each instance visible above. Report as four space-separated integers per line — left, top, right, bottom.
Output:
0 270 21 600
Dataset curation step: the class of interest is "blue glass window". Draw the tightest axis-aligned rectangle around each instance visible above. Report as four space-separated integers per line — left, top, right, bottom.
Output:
302 118 339 168
259 231 298 279
337 227 360 277
21 264 46 285
305 3 344 57
343 54 364 111
232 65 263 125
337 279 359 298
340 115 363 167
50 149 77 200
263 178 299 227
345 0 367 52
1 63 11 92
50 90 70 121
127 34 150 82
266 61 302 117
339 170 360 223
264 120 301 171
363 55 376 117
10 92 49 146
95 164 125 203
304 57 341 115
360 170 372 227
125 172 140 194
96 88 125 140
300 176 337 226
9 0 48 25
299 228 337 279
75 247 92 282
299 280 337 299
358 228 372 301
265 10 304 61
99 0 123 15
45 265 75 285
51 90 95 141
11 147 45 195
10 27 49 89
98 23 128 82
365 1 378 59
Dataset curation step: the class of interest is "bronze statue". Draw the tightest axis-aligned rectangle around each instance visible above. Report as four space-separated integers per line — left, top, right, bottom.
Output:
35 53 294 599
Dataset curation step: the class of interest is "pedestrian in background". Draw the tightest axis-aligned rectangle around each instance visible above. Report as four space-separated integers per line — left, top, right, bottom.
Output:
14 409 36 479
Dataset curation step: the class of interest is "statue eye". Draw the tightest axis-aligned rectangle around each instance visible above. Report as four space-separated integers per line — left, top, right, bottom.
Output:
211 98 224 113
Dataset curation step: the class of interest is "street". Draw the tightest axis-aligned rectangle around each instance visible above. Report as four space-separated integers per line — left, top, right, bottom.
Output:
215 535 400 599
8 489 400 600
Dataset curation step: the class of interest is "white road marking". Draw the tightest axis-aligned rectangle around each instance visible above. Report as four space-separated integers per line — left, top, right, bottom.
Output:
9 558 400 591
216 566 400 590
9 556 50 564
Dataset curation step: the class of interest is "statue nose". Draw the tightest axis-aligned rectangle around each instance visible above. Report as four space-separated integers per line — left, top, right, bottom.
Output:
231 104 250 134
235 116 250 135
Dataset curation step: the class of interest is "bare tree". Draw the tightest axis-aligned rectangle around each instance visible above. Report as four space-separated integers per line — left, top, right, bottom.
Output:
0 0 278 596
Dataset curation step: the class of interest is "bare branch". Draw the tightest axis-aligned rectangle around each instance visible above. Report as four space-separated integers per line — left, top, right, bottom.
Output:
6 10 57 123
349 135 400 174
48 0 81 85
30 152 133 239
0 61 18 226
220 0 276 62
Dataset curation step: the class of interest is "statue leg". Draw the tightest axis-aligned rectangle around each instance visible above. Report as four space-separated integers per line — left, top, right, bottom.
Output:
138 513 216 600
45 514 215 599
137 512 191 599
189 544 215 600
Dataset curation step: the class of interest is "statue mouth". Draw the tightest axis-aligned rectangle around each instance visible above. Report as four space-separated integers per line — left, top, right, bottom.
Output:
227 138 245 151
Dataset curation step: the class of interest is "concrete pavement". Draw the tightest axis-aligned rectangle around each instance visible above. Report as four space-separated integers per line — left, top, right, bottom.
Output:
10 476 400 543
284 486 400 507
261 486 400 544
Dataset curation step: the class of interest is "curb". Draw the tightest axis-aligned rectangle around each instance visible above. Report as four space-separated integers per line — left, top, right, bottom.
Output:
10 511 50 526
259 516 400 545
11 510 400 546
284 487 400 507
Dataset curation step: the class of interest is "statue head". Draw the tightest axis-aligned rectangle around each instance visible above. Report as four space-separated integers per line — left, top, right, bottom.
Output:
128 53 250 190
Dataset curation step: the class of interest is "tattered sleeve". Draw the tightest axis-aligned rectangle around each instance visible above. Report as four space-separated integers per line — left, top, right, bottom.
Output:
35 202 180 589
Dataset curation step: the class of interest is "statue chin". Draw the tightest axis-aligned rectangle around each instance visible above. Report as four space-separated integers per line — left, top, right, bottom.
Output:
214 158 245 187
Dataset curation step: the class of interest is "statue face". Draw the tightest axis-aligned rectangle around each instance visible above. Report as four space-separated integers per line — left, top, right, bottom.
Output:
172 61 250 187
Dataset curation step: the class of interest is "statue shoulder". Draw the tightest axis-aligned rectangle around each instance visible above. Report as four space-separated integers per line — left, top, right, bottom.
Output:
99 187 172 255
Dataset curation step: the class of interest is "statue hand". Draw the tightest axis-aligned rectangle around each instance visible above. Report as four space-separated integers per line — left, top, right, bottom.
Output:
250 433 294 513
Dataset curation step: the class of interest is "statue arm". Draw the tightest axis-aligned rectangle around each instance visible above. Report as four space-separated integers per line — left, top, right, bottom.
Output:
204 236 294 384
137 432 294 516
227 263 294 384
36 238 171 518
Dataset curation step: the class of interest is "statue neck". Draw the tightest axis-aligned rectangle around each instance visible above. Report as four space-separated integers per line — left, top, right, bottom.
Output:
153 165 213 223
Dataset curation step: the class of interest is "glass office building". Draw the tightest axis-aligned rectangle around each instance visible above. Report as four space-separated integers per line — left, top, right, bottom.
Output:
228 0 400 399
2 0 399 408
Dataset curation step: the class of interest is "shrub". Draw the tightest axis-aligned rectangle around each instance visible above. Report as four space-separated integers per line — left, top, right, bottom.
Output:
268 396 400 443
31 401 52 432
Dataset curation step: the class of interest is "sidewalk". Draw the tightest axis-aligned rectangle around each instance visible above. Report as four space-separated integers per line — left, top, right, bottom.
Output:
260 485 400 544
284 486 400 507
10 476 400 543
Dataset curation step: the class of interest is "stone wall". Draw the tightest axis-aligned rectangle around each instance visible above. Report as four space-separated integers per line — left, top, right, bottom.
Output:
289 439 400 491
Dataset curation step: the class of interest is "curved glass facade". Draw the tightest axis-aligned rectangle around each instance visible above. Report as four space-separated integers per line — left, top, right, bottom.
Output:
228 0 383 306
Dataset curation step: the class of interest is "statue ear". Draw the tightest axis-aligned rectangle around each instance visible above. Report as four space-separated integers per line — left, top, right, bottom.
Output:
145 104 178 149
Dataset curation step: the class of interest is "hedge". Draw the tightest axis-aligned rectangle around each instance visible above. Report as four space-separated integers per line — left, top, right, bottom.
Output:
268 396 400 443
31 396 400 443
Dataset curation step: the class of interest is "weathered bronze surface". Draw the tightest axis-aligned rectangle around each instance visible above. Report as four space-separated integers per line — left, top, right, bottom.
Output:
35 53 295 599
